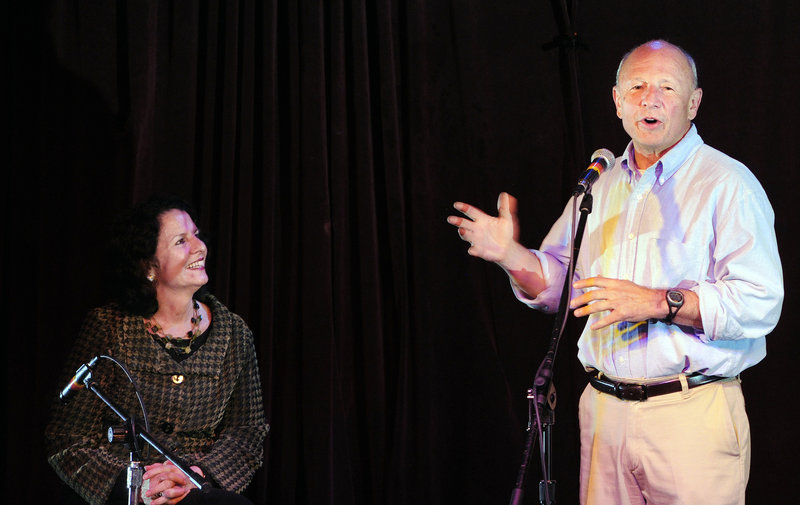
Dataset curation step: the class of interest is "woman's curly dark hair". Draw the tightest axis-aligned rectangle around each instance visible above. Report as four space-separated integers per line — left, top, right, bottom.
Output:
107 194 206 317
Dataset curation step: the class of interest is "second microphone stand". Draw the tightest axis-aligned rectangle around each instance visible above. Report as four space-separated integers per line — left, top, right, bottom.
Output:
73 361 212 504
508 191 594 505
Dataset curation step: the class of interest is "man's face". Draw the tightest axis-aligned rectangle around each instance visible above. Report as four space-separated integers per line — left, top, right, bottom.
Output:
613 43 703 163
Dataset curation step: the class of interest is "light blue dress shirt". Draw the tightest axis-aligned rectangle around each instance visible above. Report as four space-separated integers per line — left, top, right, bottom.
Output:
515 125 784 378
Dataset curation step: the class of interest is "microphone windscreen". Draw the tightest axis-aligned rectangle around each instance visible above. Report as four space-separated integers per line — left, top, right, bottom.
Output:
591 148 615 170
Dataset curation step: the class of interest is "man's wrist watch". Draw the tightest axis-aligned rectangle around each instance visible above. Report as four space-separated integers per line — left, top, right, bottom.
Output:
664 289 684 325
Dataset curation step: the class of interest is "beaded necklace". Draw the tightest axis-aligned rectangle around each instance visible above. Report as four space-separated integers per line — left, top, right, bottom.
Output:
145 300 203 354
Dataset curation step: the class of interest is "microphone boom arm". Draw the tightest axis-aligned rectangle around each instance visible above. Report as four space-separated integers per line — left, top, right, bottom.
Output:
82 377 212 491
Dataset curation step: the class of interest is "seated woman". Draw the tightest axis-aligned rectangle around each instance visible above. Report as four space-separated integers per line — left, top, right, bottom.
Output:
45 195 268 505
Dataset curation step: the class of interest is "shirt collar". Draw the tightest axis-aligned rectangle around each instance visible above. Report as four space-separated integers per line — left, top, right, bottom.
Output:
619 124 704 185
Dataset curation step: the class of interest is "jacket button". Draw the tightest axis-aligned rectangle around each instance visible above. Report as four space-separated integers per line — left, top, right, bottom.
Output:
160 422 174 434
171 374 185 384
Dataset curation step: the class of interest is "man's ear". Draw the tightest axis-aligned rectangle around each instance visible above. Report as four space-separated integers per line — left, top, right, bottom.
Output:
687 87 703 120
612 86 623 119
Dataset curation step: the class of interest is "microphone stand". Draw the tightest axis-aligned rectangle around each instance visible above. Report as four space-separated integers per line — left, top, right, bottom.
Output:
72 362 212 504
508 191 594 505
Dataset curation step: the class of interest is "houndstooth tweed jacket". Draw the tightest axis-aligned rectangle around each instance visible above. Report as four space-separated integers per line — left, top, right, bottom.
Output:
46 294 268 505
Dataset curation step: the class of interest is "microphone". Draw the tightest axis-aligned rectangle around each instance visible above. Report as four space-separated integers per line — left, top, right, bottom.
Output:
59 356 99 404
572 148 615 196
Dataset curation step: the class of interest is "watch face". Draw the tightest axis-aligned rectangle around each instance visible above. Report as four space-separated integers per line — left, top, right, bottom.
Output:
667 290 684 305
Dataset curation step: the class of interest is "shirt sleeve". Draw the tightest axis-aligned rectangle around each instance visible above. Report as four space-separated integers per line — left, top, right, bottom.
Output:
510 200 578 313
692 177 784 341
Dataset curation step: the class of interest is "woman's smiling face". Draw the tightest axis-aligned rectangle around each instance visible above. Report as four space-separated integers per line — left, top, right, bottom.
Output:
150 209 208 295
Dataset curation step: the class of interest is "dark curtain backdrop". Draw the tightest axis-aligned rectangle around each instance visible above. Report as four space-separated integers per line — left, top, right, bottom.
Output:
7 1 800 504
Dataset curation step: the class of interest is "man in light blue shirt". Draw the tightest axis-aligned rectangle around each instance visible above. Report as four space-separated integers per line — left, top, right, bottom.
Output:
448 40 783 505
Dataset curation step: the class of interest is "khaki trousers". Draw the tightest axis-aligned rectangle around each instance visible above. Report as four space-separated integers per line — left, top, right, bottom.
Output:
579 377 750 505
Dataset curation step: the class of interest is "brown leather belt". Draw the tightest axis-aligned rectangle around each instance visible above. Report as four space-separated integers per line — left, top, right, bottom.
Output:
588 371 725 401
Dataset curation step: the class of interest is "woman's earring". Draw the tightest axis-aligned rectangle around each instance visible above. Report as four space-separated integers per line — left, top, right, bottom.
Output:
147 273 156 282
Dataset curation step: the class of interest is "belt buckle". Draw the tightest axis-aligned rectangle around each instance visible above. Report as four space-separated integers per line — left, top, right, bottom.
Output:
615 382 647 401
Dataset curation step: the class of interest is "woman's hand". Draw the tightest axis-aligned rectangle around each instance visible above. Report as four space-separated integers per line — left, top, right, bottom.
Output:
143 461 205 504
